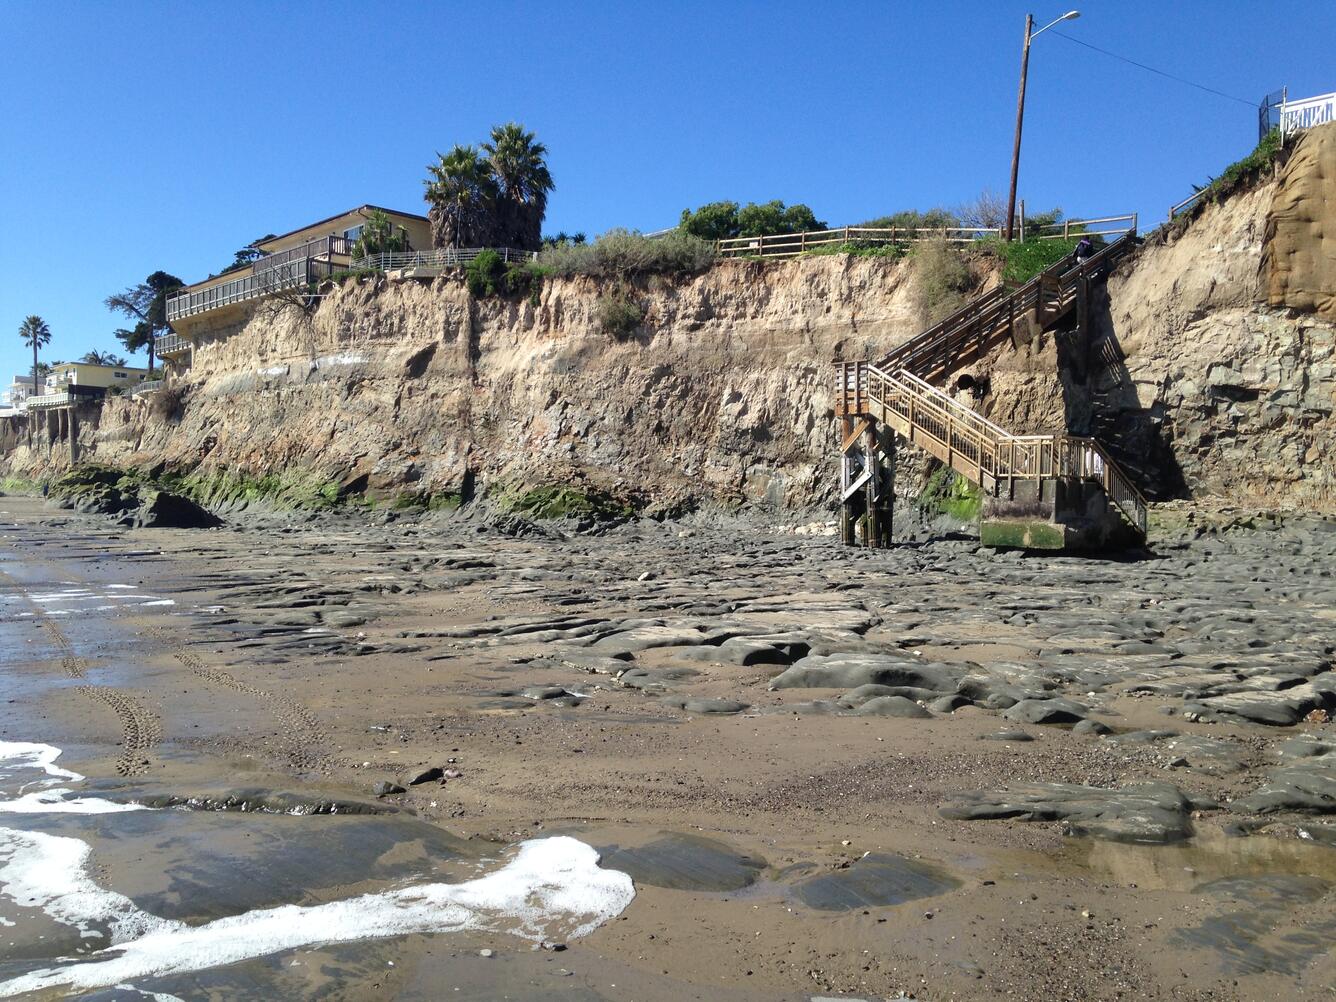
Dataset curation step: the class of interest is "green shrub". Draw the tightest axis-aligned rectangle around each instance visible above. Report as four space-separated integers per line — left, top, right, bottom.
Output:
679 201 741 241
538 228 715 279
503 262 543 303
465 249 506 297
859 208 959 232
736 200 824 237
595 291 644 337
913 238 975 326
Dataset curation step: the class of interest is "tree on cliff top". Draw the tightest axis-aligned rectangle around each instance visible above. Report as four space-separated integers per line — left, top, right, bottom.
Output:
105 271 184 373
679 199 825 241
80 350 129 366
424 124 554 252
18 315 51 389
483 123 554 251
425 144 498 249
352 208 411 259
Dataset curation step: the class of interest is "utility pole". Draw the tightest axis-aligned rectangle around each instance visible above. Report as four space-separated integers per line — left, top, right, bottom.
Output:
1004 11 1080 241
1004 14 1034 242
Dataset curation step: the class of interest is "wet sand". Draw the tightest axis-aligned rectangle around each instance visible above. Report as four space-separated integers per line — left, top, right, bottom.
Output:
2 496 1336 999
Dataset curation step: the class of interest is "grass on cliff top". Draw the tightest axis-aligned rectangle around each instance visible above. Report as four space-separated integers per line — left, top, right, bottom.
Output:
1160 128 1285 237
980 235 1079 285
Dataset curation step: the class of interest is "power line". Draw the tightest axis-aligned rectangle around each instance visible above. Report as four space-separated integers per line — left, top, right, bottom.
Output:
1048 29 1257 107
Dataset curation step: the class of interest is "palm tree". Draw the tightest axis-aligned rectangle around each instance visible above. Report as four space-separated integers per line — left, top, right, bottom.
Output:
19 316 52 393
80 350 128 366
482 122 554 251
352 208 410 259
424 145 498 249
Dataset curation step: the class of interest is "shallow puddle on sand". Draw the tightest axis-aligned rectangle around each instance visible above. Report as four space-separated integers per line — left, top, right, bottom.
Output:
1075 828 1336 891
596 831 768 892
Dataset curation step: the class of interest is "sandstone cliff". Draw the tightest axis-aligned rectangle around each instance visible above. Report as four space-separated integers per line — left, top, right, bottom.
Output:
6 125 1334 517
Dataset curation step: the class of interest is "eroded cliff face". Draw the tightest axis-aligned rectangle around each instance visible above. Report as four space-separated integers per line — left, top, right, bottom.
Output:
1085 124 1336 509
10 254 974 513
6 125 1334 515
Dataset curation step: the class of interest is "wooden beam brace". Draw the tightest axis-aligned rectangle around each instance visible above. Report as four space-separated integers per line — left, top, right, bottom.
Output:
840 419 871 455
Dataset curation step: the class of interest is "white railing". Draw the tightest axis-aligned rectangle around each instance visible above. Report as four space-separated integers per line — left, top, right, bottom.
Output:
714 214 1137 259
25 391 75 409
352 247 538 271
135 379 164 394
1281 91 1336 138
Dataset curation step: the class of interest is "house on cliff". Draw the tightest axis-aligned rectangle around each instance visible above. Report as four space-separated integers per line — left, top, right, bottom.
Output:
4 374 47 409
161 205 433 373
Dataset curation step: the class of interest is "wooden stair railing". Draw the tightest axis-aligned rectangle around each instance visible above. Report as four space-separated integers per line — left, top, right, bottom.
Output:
837 233 1147 540
876 235 1135 383
854 363 1147 534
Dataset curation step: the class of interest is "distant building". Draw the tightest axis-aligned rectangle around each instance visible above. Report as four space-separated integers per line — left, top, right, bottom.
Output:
47 361 151 393
6 374 47 409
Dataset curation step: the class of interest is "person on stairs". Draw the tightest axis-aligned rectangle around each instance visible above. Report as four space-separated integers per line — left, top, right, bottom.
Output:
1074 236 1094 265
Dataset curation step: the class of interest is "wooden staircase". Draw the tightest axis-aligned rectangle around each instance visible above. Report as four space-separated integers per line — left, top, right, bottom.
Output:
836 236 1148 545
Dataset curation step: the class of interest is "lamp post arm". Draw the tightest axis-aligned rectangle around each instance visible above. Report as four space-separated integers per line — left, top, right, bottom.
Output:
1030 13 1071 38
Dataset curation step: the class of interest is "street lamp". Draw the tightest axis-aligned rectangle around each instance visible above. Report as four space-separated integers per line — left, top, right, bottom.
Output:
1004 10 1080 241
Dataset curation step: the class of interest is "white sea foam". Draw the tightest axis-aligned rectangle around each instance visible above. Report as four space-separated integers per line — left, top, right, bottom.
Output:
0 743 145 815
31 590 96 603
0 789 144 815
0 835 634 996
0 828 174 943
0 742 83 783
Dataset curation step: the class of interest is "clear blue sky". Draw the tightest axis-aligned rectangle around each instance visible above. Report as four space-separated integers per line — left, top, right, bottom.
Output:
2 0 1332 381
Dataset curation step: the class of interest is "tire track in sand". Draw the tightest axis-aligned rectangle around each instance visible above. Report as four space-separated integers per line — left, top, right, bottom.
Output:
27 593 162 777
133 619 326 771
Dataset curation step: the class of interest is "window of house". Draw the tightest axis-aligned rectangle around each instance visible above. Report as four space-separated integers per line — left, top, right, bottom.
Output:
343 225 363 242
114 372 127 378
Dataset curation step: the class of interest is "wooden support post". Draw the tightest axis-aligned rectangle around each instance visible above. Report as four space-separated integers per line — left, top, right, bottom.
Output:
883 431 896 546
863 423 879 548
68 409 78 464
839 415 856 547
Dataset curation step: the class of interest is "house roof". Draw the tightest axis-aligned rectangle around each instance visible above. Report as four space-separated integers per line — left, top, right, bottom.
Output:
52 362 148 374
253 205 430 249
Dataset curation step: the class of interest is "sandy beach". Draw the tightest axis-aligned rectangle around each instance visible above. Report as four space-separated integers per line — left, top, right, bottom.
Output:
1 496 1335 999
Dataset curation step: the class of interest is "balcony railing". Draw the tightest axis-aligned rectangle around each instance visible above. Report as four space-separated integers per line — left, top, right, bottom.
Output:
352 247 538 271
25 385 107 409
253 234 358 277
155 333 191 356
24 391 74 409
166 258 321 322
135 379 164 395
